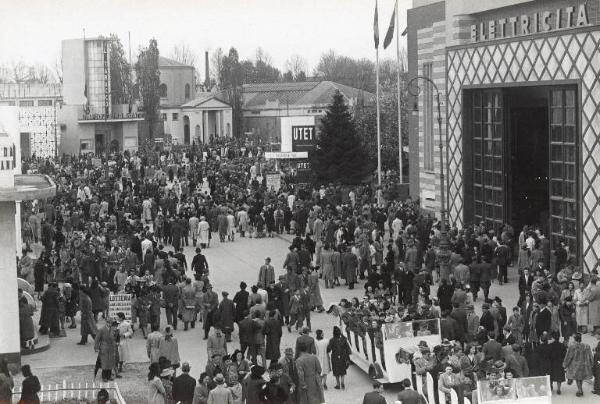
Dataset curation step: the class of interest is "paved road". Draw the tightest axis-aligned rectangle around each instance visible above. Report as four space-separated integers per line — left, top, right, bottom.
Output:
25 235 598 403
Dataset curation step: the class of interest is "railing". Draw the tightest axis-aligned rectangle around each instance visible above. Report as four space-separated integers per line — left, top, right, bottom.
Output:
12 381 126 403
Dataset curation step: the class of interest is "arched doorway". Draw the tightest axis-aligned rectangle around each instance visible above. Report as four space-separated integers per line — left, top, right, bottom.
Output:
183 116 190 145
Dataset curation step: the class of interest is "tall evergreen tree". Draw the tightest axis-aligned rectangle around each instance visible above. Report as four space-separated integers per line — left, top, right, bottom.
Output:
135 38 160 141
310 91 371 184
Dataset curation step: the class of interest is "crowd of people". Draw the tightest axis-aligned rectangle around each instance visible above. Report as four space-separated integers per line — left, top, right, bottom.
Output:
6 138 600 404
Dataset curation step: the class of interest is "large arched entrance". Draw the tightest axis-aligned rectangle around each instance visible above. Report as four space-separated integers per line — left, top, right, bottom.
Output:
183 116 190 145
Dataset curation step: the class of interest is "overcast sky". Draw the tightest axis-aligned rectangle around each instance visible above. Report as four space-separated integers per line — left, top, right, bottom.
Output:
0 0 409 77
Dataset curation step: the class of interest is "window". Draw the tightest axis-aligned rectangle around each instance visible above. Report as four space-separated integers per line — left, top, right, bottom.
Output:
185 84 190 99
38 100 53 107
159 83 167 98
172 113 179 121
423 62 434 171
161 113 167 121
19 100 34 107
80 140 92 151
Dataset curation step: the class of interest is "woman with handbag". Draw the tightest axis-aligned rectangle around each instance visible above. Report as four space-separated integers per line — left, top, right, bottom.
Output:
326 325 351 390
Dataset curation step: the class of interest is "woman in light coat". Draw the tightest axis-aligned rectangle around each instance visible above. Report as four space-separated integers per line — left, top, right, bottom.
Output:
116 312 133 370
315 329 330 390
574 282 589 333
147 362 166 404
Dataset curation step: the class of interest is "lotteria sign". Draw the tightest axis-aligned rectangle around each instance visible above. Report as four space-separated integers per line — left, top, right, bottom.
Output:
471 4 589 42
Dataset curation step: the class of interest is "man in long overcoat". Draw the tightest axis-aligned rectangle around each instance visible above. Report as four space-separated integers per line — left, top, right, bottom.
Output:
295 343 324 404
78 287 98 344
95 320 117 382
201 285 219 339
218 291 235 342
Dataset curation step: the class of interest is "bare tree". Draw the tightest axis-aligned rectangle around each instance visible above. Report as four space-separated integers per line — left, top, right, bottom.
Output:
211 47 225 88
254 47 272 65
285 54 308 79
54 54 63 84
10 61 29 83
29 64 55 84
170 42 197 66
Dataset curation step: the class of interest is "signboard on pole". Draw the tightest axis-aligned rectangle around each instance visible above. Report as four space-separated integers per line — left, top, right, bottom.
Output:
266 173 282 191
108 293 133 320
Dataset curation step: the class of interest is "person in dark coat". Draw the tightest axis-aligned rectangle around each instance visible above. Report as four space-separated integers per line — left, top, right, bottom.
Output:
535 335 553 377
33 253 47 299
263 310 283 365
18 365 40 404
295 343 325 403
243 365 266 404
172 362 196 404
450 302 468 343
19 293 35 348
39 282 60 336
78 286 97 345
218 291 235 342
233 282 249 323
362 381 387 404
535 300 552 338
272 277 290 325
436 279 454 312
258 362 289 404
95 320 117 382
341 246 358 289
295 328 316 359
326 326 351 389
549 332 566 394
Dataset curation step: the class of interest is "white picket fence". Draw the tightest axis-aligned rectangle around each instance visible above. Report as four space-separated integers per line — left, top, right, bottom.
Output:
413 372 472 404
12 380 126 403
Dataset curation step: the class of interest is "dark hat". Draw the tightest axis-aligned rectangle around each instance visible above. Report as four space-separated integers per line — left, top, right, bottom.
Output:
482 303 490 309
284 347 294 354
494 296 502 303
417 340 429 348
301 326 311 334
250 365 265 377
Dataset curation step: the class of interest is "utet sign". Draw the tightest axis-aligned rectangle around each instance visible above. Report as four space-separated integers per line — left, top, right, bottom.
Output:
292 125 316 152
108 293 133 320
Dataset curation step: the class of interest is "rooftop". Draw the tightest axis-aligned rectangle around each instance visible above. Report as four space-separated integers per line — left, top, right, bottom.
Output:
181 92 230 108
242 80 374 109
159 56 193 68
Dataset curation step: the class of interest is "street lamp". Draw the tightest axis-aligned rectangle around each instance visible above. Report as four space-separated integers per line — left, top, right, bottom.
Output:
407 75 451 273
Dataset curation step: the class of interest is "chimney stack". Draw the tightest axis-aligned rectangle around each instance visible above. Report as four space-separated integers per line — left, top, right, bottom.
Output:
205 51 210 91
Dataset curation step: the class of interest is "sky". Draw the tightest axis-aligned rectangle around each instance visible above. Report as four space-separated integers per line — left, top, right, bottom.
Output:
0 0 409 78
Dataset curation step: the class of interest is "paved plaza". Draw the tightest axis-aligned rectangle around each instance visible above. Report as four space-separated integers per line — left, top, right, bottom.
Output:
21 234 598 403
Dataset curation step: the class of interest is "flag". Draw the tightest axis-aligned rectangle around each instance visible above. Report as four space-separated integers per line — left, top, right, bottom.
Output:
374 0 379 49
383 0 397 49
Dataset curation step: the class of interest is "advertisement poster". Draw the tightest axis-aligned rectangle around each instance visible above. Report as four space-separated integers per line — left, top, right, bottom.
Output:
108 293 133 320
266 173 282 191
291 125 316 152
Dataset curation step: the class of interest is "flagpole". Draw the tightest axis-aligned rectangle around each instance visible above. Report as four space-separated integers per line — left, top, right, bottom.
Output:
376 45 382 186
396 0 403 184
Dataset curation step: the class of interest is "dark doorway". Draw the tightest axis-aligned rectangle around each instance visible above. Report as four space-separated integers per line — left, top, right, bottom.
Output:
507 87 549 235
183 116 190 145
95 133 105 156
20 133 31 159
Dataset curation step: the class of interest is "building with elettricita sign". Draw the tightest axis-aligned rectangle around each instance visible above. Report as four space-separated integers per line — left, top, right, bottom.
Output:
407 0 600 270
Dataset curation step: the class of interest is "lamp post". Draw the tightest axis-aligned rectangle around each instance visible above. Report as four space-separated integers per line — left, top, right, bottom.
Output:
407 75 451 273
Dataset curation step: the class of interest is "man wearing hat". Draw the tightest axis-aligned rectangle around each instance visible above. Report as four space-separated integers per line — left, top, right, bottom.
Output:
191 248 209 278
259 362 289 402
201 285 219 340
295 342 325 404
94 319 117 382
258 257 275 288
466 304 479 343
207 373 233 403
172 362 196 404
295 327 316 359
218 291 235 342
